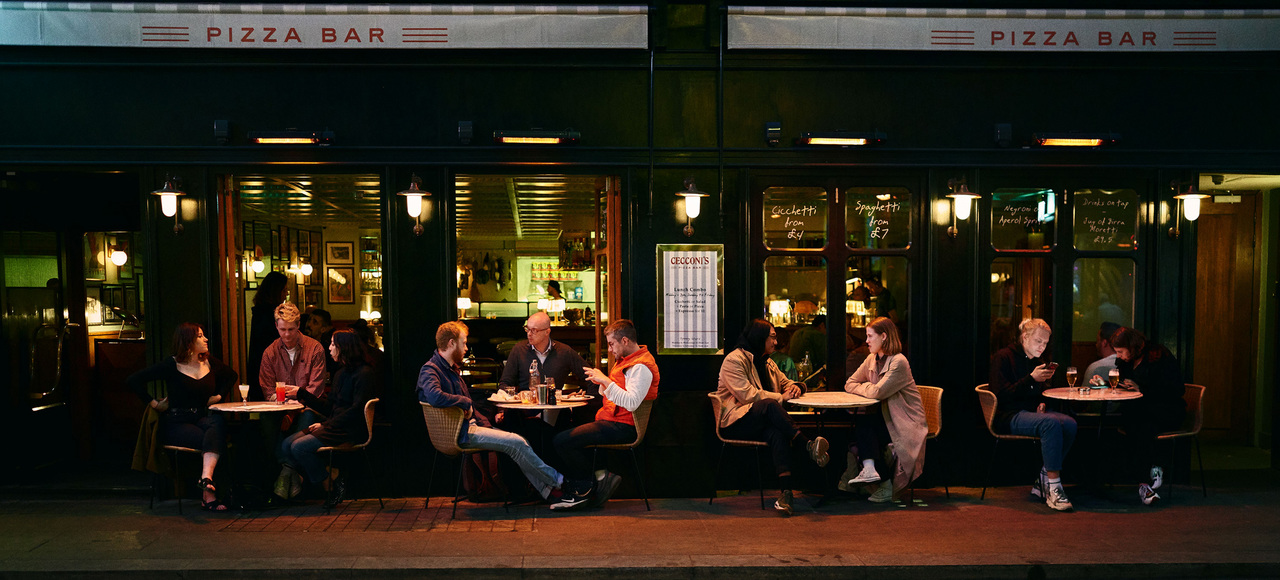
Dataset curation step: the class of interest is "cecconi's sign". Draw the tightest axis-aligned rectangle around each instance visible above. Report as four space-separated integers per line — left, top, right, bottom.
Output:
0 3 648 49
728 6 1280 52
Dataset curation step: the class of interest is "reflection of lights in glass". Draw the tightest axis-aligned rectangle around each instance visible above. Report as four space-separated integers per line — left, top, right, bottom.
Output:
991 272 1001 284
876 193 891 201
328 269 347 285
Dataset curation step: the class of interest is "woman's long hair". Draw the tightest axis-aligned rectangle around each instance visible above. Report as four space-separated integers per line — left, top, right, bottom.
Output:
253 271 288 308
330 328 367 368
172 322 206 364
735 318 775 392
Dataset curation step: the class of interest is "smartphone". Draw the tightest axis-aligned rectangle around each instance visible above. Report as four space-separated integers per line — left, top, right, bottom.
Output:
1045 362 1059 372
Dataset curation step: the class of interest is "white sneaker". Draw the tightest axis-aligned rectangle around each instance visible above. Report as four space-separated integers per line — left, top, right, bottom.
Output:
1150 466 1164 490
867 480 894 503
1045 483 1073 512
1139 483 1161 505
848 464 882 485
1030 468 1048 499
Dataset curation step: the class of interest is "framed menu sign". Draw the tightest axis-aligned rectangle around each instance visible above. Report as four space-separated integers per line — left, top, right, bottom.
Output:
991 188 1056 251
1073 189 1139 251
657 244 723 355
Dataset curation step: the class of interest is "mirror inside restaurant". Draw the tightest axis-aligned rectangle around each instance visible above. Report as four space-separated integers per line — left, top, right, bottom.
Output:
233 173 384 378
454 173 611 369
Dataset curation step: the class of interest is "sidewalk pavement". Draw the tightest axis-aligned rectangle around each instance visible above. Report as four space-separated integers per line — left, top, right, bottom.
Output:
2 468 1279 579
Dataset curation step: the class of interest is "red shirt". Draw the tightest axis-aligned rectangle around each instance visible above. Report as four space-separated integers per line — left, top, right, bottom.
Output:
258 334 327 400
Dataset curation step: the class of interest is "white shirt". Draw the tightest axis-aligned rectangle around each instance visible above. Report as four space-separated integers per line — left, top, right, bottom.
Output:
1084 354 1117 384
287 345 300 365
601 364 653 413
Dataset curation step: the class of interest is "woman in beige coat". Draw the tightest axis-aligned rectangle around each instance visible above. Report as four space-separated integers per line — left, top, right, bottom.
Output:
843 317 927 502
714 319 830 516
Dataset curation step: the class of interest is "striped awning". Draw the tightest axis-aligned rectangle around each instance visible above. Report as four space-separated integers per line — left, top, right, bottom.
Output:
0 3 648 49
728 7 1280 52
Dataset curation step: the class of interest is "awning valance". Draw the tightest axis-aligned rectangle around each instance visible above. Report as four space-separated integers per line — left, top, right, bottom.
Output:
728 7 1280 52
0 3 648 49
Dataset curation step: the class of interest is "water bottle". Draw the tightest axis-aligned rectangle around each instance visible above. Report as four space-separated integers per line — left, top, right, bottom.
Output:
529 361 541 390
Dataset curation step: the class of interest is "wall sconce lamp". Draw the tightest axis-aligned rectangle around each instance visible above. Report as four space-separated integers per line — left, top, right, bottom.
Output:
797 131 886 147
247 129 334 146
299 259 313 277
397 174 431 236
149 176 185 234
946 178 981 238
1168 180 1210 239
250 247 265 274
1032 132 1120 147
109 246 128 266
457 297 472 319
494 129 580 145
675 177 709 237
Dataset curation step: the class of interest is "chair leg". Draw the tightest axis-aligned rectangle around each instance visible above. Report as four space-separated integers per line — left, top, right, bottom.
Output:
452 454 466 520
323 452 336 513
1195 436 1207 498
150 471 158 510
425 451 437 510
630 448 650 511
709 443 726 505
365 451 384 509
980 439 1000 500
755 447 765 510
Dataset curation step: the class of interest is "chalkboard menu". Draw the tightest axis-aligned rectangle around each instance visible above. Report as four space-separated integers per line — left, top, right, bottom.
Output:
991 188 1055 251
764 186 827 250
845 187 911 249
1073 189 1139 251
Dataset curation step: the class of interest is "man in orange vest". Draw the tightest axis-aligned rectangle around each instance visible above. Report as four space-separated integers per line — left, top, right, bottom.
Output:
551 319 658 510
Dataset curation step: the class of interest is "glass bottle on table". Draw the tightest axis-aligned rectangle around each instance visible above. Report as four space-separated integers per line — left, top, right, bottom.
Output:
529 361 541 391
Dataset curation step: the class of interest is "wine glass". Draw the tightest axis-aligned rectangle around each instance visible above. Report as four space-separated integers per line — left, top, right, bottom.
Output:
1066 367 1078 388
1108 369 1120 388
238 384 250 407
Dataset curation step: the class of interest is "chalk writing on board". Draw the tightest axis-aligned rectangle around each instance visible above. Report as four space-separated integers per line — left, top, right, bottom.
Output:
852 200 903 240
997 205 1041 228
772 204 819 240
1074 192 1136 249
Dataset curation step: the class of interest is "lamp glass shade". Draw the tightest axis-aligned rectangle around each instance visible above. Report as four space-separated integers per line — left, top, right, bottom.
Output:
1183 196 1202 221
299 263 313 276
251 259 265 273
159 193 178 217
405 193 423 218
537 298 550 310
456 297 472 310
684 194 702 219
953 195 974 220
768 300 791 315
110 249 128 266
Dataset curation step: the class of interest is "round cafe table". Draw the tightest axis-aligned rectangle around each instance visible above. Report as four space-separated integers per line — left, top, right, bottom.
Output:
786 391 878 506
207 400 304 508
1042 387 1143 403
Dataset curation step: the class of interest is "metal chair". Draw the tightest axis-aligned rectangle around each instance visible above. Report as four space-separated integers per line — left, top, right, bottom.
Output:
1155 384 1207 499
152 445 203 515
420 402 486 518
588 399 655 510
975 384 1041 500
910 385 950 502
317 398 384 510
707 394 769 509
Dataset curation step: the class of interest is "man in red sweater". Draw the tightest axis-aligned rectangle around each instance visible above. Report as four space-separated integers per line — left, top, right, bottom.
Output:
551 319 658 510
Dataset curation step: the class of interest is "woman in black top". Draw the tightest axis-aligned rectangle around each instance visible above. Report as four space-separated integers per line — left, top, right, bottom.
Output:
280 329 374 508
1111 327 1186 505
128 323 237 511
246 271 287 401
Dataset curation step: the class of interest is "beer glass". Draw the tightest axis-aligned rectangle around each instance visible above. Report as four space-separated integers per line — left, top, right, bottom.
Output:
1066 367 1078 388
1108 369 1120 388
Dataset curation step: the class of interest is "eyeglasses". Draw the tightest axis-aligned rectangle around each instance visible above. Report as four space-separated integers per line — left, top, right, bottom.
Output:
524 325 550 334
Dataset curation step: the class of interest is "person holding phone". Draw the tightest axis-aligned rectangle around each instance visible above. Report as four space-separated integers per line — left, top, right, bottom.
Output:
989 318 1078 512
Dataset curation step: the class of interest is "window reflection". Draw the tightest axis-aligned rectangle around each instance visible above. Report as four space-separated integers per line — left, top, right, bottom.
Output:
1071 258 1135 342
763 255 826 326
764 186 827 250
990 257 1052 353
846 256 909 359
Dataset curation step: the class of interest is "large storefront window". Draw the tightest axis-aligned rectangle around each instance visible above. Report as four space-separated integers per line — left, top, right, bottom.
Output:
990 257 1052 351
1072 258 1135 342
847 255 910 354
764 255 826 326
764 186 827 249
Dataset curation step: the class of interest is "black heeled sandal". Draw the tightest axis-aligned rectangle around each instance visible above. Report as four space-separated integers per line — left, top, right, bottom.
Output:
198 478 217 493
201 499 228 512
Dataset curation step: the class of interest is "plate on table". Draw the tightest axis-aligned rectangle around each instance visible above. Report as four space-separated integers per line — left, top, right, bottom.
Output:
557 394 594 402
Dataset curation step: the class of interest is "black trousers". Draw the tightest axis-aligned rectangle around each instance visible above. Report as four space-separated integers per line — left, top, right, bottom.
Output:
852 404 891 478
721 399 799 476
1120 401 1186 481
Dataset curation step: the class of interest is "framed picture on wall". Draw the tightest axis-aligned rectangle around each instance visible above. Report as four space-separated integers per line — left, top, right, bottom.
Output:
304 288 321 308
124 286 138 316
327 267 355 304
279 225 291 261
102 285 123 323
84 232 106 281
298 231 311 257
85 286 104 326
326 242 354 265
270 229 280 259
113 233 134 280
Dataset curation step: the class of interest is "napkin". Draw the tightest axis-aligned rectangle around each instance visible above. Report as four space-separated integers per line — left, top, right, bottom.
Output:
490 390 516 402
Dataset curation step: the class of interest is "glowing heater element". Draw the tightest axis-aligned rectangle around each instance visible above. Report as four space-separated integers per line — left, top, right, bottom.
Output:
1032 132 1119 147
493 130 580 145
248 130 334 146
798 131 885 147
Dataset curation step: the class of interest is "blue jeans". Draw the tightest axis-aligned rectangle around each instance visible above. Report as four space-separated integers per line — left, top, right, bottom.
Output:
280 431 327 484
462 421 563 498
1007 410 1077 472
